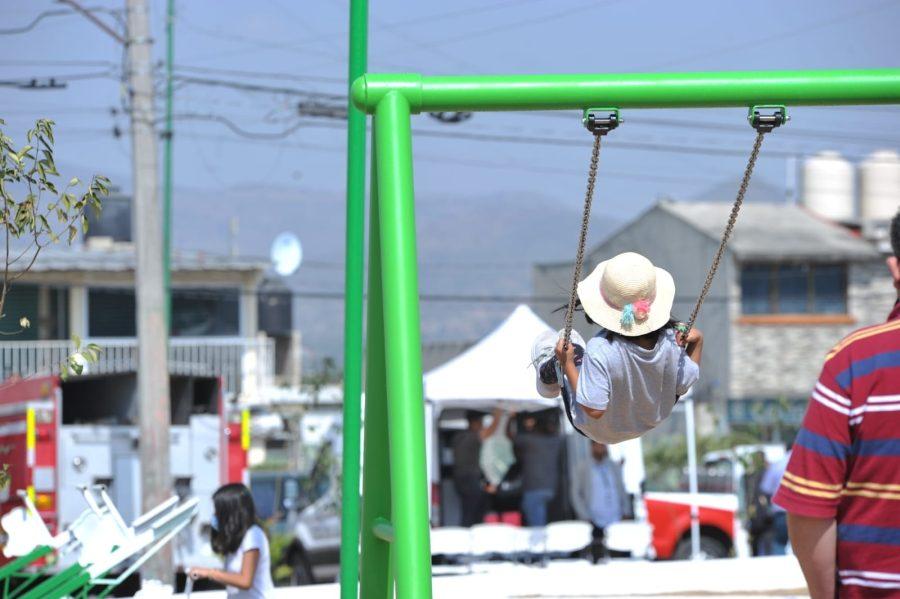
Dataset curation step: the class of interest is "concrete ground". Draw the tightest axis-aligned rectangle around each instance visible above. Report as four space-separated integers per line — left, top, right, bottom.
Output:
173 556 808 598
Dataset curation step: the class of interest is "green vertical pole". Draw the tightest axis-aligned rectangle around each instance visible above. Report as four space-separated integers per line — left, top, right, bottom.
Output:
374 92 432 598
340 0 368 595
162 0 174 328
358 127 392 599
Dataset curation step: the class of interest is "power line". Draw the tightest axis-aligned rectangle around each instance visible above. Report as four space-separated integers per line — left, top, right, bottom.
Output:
0 70 118 89
172 75 343 100
426 0 627 46
0 6 121 35
388 0 555 28
135 128 724 184
173 64 345 85
641 0 899 70
170 113 306 140
57 0 126 45
0 59 117 67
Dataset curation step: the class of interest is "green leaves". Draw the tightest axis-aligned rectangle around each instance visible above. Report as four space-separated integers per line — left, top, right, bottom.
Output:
0 118 109 377
60 336 102 381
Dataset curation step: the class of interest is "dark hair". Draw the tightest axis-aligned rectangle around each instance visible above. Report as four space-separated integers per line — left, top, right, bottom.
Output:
553 299 595 325
211 483 259 555
607 318 679 344
466 410 485 424
891 210 900 259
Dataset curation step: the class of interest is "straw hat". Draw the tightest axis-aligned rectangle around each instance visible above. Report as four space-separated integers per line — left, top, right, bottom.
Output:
577 252 675 337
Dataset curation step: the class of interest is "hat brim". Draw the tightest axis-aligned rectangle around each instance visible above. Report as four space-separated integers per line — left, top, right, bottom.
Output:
577 260 675 337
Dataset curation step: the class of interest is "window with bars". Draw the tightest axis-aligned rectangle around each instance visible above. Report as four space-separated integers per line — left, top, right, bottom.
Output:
740 263 848 315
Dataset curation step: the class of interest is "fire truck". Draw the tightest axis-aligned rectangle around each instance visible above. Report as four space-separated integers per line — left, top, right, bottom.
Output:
0 372 248 571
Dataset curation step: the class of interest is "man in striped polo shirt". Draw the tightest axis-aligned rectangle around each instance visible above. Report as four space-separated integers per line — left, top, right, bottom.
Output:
774 210 900 598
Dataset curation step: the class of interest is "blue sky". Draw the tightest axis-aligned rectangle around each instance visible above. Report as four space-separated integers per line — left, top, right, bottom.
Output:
2 0 899 217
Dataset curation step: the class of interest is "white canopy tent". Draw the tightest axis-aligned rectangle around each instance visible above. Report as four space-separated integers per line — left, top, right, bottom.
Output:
424 304 559 412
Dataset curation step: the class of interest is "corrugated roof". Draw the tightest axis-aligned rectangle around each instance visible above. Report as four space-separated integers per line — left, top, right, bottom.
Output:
659 201 879 261
21 247 269 273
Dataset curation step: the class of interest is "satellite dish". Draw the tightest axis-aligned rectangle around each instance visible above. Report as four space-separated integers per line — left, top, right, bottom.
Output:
270 232 303 276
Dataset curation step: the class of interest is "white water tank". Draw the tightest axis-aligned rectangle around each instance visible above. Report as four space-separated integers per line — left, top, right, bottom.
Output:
860 150 900 222
802 151 855 221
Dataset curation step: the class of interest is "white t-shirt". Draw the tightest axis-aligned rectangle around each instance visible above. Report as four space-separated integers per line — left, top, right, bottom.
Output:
223 525 275 598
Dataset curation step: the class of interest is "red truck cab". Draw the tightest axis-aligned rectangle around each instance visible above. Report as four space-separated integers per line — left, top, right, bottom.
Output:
645 491 738 560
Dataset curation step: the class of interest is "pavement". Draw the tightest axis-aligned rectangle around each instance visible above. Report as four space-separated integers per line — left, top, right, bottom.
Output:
172 556 808 598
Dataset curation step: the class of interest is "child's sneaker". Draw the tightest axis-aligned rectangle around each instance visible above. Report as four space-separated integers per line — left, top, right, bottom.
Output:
531 329 586 399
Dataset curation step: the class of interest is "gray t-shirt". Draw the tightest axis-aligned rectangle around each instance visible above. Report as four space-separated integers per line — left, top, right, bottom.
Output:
514 433 563 491
572 328 699 444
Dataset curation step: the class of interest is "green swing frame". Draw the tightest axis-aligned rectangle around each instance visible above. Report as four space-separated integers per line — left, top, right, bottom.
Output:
337 7 900 598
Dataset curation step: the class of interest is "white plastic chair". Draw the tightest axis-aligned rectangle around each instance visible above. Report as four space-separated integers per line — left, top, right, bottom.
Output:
605 520 654 558
544 521 593 555
515 526 547 555
430 527 472 558
469 523 519 561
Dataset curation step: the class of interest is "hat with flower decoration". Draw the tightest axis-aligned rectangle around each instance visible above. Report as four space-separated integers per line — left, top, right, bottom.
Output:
577 252 675 337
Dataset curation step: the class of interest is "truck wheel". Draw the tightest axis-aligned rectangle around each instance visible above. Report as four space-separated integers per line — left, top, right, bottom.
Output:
673 535 729 560
289 552 314 586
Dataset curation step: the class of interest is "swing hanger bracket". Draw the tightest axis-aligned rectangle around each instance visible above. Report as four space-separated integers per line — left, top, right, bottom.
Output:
748 105 789 133
583 107 621 135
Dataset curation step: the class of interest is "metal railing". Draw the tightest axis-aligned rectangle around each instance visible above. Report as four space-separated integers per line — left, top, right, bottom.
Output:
0 336 274 401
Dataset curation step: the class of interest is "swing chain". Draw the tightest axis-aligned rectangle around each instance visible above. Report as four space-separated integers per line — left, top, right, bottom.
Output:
683 106 787 341
563 127 605 348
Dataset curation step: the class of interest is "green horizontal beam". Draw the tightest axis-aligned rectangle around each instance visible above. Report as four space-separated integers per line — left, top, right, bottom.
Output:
372 517 395 543
351 69 900 114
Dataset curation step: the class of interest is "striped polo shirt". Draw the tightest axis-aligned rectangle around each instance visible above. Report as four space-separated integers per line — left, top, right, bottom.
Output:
774 302 900 597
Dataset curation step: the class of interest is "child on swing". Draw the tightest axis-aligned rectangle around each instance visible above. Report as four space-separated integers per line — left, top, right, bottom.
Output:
532 252 703 444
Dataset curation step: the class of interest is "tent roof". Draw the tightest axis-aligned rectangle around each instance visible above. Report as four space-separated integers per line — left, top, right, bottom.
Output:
424 304 559 411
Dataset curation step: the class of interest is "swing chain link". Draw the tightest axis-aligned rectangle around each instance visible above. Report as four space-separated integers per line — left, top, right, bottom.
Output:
682 130 766 341
563 131 603 348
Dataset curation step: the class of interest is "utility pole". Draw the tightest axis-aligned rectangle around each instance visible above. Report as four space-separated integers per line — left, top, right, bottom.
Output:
126 0 172 583
162 0 174 325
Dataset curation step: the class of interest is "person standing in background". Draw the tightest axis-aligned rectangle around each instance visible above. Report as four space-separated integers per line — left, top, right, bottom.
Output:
189 484 274 598
759 444 792 555
453 408 502 526
745 450 775 556
512 413 563 527
571 442 629 562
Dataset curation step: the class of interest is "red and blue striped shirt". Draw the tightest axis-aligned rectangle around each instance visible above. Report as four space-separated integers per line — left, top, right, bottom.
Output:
774 302 900 597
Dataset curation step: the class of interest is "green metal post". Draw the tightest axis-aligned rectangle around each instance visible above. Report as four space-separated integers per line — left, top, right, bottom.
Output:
358 128 393 599
351 69 900 113
374 92 432 599
162 0 174 328
340 0 368 595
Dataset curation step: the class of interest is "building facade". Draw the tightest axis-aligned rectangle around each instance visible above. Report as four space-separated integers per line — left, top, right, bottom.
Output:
0 244 302 404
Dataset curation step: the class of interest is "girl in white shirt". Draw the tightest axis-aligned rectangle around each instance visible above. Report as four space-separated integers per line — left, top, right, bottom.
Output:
190 483 275 598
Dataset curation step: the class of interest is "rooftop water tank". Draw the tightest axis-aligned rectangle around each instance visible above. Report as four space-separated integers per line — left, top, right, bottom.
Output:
802 151 855 222
860 150 900 222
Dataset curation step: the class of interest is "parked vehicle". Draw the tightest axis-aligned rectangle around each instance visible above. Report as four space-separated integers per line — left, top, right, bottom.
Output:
0 373 248 574
644 492 740 560
250 421 342 585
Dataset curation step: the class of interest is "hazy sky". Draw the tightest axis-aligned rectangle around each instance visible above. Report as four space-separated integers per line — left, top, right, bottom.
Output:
2 0 900 255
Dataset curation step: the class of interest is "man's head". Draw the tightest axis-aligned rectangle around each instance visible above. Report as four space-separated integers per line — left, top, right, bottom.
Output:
887 210 900 291
590 441 609 462
465 410 483 431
